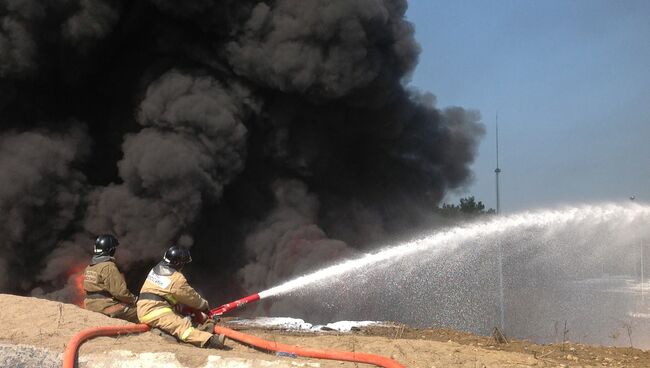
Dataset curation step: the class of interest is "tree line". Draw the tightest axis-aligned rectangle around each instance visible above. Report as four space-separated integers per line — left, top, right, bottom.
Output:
436 196 495 219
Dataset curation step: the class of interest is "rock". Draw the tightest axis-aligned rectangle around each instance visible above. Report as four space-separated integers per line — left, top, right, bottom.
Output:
566 354 578 361
0 343 61 368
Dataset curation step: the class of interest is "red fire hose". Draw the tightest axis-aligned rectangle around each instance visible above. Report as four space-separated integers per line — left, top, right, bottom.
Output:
63 293 405 368
62 323 405 368
177 293 261 325
210 293 260 317
213 325 405 368
62 324 150 368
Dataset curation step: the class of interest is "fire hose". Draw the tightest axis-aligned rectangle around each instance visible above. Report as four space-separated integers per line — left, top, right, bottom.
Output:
62 293 405 368
213 324 405 368
62 323 151 368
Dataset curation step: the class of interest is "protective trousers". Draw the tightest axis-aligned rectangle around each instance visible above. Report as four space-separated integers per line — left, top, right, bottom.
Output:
84 298 139 323
139 308 212 347
103 303 139 323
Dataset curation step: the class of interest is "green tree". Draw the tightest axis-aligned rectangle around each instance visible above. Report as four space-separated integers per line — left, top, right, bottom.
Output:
437 196 495 219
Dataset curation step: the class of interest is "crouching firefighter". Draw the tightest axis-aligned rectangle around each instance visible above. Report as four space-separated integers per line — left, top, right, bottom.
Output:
137 246 226 349
83 234 138 322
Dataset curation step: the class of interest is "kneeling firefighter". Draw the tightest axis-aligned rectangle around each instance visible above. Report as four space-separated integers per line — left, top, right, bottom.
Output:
83 234 138 322
137 246 226 349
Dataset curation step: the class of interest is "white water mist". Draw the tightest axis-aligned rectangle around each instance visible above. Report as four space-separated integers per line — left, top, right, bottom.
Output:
257 202 650 348
261 202 650 297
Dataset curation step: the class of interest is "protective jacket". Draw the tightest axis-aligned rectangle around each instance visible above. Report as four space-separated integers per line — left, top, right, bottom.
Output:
137 262 212 346
83 255 137 322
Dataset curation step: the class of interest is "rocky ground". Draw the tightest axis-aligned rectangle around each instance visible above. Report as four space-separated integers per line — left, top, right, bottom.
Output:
1 294 649 367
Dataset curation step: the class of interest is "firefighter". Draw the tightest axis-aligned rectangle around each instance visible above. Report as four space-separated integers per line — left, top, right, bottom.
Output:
83 234 138 322
137 245 226 349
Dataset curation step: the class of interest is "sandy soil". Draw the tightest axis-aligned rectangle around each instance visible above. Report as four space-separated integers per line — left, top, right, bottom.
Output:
1 293 649 367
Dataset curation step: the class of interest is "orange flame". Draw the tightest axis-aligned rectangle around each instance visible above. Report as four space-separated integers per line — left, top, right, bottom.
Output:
66 264 86 307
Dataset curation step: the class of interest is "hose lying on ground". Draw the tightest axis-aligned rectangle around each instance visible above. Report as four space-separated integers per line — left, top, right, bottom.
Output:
62 324 151 368
62 323 405 368
213 325 405 368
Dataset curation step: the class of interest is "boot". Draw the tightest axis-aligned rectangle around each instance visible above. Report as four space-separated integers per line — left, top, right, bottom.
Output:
197 320 215 332
206 333 227 349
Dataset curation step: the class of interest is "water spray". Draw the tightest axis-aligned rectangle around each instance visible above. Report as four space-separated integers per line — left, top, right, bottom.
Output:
256 203 650 299
214 203 650 312
207 202 650 348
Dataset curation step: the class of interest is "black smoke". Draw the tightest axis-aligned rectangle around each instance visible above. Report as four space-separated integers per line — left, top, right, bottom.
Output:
0 0 484 304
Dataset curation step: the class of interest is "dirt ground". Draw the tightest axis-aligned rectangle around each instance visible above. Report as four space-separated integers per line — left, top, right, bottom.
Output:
1 293 649 367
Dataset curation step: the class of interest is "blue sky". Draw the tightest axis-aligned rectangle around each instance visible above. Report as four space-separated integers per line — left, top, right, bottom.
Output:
406 0 650 212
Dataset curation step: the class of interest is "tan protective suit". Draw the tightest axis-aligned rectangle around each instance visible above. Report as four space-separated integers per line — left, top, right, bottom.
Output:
83 256 138 322
137 262 213 347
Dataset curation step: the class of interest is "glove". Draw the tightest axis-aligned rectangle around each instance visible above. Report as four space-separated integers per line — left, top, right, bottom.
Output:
202 299 210 313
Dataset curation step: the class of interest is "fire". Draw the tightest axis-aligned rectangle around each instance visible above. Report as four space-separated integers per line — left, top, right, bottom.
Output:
66 264 86 307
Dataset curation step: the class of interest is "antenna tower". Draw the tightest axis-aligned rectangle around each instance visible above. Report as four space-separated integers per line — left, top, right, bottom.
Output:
495 114 501 214
495 112 505 331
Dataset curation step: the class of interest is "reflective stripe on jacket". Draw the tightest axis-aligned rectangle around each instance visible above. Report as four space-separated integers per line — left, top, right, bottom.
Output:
137 262 209 323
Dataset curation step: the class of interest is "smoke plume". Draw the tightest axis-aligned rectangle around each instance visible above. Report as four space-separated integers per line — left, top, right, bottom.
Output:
0 0 484 306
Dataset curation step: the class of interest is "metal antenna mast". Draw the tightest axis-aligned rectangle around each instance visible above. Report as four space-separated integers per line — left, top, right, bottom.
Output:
495 113 505 331
495 113 501 215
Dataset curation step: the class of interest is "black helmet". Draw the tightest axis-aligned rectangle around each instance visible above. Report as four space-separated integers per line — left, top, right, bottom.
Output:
163 246 192 268
94 234 119 256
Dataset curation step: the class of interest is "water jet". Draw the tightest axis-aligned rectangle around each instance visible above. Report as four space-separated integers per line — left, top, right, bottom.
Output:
220 202 650 348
